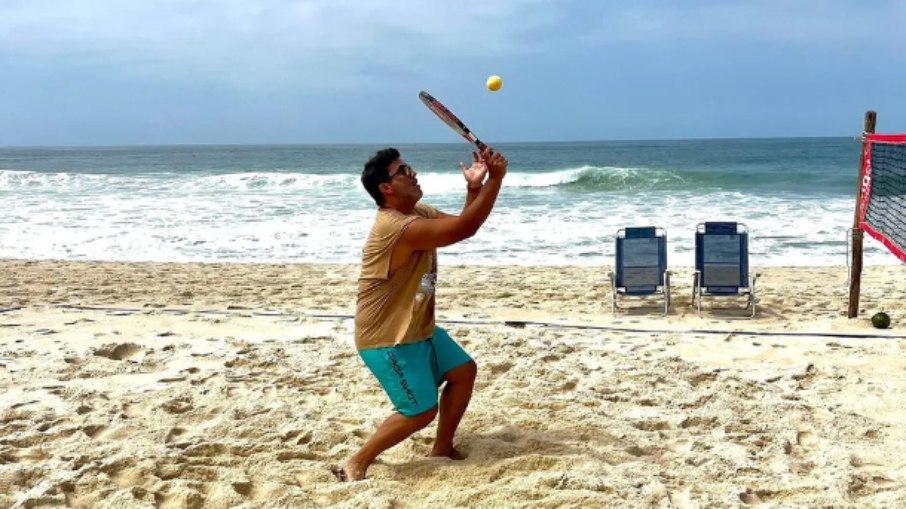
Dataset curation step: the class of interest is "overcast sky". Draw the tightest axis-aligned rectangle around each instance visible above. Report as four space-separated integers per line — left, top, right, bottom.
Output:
2 0 905 146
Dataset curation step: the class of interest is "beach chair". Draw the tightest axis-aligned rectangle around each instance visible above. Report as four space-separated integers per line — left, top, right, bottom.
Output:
692 222 758 318
608 226 671 315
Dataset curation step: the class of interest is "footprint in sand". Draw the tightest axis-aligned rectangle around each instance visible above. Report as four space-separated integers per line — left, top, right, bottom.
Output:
666 439 693 454
36 417 66 433
847 473 899 498
93 343 144 362
632 420 672 432
863 427 882 439
182 442 230 458
153 490 205 509
281 429 313 445
680 416 718 430
260 385 280 399
688 371 718 387
81 424 107 439
164 427 187 444
739 488 777 505
790 460 816 474
225 385 246 398
796 430 819 449
625 445 661 457
667 487 695 509
487 361 514 375
161 397 194 415
560 379 578 391
276 450 320 461
232 481 255 497
487 455 562 482
122 401 147 418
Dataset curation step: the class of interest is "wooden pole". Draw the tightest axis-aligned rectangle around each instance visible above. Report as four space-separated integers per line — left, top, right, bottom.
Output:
847 111 877 318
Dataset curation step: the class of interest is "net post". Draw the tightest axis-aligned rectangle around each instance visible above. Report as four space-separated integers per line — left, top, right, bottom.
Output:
847 111 877 318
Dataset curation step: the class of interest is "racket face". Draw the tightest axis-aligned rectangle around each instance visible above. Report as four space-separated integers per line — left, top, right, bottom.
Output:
419 91 486 150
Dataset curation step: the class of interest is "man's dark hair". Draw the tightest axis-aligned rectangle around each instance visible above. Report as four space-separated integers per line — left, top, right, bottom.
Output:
361 148 400 206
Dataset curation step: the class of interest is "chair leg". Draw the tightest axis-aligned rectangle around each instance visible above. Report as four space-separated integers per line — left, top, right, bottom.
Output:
693 272 702 317
691 273 696 310
663 271 671 316
747 274 757 318
609 274 617 315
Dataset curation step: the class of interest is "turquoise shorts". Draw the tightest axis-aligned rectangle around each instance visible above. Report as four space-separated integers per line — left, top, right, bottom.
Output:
359 326 473 417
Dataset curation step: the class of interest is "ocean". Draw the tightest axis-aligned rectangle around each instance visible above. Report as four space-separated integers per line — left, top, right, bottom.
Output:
0 138 897 267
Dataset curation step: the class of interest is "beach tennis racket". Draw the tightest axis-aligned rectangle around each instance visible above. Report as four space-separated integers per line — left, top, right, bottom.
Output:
419 91 488 151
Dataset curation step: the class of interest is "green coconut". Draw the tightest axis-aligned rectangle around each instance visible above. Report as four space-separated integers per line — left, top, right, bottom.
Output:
871 312 891 329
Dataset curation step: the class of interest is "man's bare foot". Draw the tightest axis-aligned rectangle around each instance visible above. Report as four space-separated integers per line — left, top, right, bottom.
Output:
332 458 368 482
430 446 467 460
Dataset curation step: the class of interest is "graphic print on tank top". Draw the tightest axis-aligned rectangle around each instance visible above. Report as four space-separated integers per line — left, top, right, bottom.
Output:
415 253 437 304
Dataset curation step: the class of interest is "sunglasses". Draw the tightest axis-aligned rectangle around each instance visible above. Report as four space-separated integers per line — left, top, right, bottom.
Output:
388 164 415 179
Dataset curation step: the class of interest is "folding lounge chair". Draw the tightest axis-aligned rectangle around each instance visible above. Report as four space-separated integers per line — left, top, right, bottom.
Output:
608 226 671 315
692 222 758 318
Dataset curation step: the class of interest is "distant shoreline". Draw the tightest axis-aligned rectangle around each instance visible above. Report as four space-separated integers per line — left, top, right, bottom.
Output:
0 135 859 150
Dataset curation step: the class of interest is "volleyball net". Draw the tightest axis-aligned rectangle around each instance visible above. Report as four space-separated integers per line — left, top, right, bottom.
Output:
857 133 906 263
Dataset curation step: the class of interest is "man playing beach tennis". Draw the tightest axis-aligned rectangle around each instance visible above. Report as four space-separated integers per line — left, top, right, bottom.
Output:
340 146 507 481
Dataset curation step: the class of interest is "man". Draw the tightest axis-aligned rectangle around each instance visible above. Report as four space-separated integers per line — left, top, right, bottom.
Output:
340 146 507 481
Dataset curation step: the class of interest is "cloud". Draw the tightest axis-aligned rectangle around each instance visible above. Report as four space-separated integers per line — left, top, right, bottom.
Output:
0 0 560 88
580 0 906 46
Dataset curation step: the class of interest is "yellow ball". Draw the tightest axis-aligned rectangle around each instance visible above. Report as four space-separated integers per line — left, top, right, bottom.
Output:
486 75 502 92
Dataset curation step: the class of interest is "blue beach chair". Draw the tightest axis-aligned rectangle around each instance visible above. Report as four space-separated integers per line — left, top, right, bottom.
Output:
608 226 671 315
693 222 759 318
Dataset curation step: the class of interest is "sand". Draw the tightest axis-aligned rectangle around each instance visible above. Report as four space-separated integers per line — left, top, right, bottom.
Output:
1 260 905 508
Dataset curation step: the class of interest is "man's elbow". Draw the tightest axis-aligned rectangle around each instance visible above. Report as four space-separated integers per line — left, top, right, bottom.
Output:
460 229 478 241
447 227 476 245
449 215 487 243
456 221 481 240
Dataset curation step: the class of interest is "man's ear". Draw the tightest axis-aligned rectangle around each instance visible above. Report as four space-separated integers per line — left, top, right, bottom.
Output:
378 182 393 195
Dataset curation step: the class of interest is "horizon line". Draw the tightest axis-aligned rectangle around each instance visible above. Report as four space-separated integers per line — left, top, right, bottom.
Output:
0 134 863 150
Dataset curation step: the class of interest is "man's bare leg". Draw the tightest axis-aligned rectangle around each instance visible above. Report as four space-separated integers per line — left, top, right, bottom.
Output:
431 360 477 459
341 407 437 481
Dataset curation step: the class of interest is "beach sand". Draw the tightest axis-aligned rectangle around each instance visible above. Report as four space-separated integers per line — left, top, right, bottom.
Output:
1 260 905 508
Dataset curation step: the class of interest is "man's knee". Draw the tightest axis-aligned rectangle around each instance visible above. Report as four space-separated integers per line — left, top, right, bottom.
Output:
445 360 477 385
407 406 438 428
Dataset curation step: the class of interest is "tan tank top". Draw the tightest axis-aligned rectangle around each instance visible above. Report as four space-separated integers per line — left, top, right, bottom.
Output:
355 203 439 350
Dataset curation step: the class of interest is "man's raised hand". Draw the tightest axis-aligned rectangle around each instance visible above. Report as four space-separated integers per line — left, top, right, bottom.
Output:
460 150 488 189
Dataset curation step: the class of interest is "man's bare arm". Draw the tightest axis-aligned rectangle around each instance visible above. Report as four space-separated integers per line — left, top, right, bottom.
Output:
463 185 481 209
400 176 503 250
435 186 481 219
399 148 507 251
